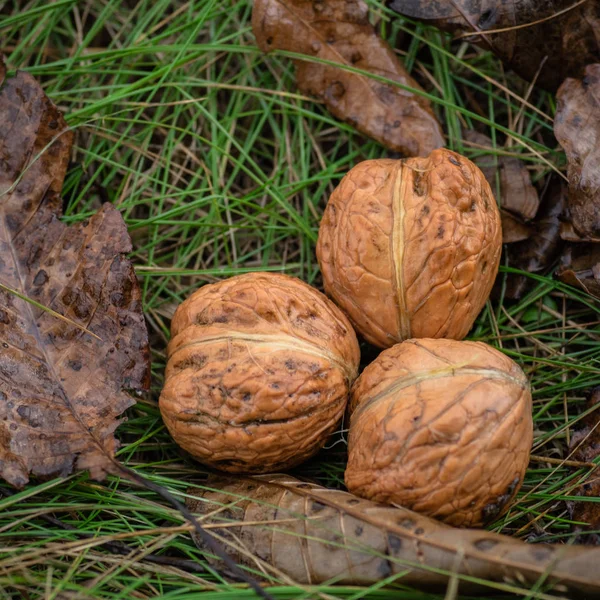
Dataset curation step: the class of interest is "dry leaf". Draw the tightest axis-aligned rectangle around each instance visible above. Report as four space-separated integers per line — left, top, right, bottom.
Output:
502 177 566 299
187 473 600 596
465 130 539 247
560 222 600 243
388 0 600 91
252 0 444 156
501 212 533 244
0 59 150 487
567 388 600 545
555 64 600 239
465 130 539 224
556 243 600 299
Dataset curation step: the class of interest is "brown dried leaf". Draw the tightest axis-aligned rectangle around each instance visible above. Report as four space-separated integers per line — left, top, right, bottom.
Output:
502 177 566 299
555 64 600 239
556 243 600 299
501 212 533 243
389 0 600 92
465 131 539 224
0 60 150 487
188 473 600 595
560 222 600 243
252 0 444 156
567 388 600 545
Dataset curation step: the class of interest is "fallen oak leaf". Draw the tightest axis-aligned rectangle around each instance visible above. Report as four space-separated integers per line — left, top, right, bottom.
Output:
187 473 600 596
252 0 444 156
555 64 600 239
0 59 150 488
388 0 600 92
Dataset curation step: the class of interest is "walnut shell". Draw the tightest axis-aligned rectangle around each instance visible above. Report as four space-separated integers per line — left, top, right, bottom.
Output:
159 272 360 473
345 339 532 527
317 149 502 348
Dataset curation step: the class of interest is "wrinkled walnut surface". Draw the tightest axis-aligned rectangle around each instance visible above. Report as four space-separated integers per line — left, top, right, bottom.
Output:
317 149 502 348
159 273 360 473
345 339 532 527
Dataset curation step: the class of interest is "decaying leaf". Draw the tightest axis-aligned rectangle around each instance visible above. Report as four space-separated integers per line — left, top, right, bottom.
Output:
252 0 444 156
187 473 600 595
502 177 566 299
555 64 600 239
567 388 600 545
465 130 540 226
388 0 600 92
556 243 600 299
500 213 533 244
0 59 150 487
465 134 566 299
560 222 600 243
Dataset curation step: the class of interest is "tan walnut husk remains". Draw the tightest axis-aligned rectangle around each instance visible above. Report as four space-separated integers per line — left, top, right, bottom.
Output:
345 338 533 527
159 272 360 473
317 149 502 348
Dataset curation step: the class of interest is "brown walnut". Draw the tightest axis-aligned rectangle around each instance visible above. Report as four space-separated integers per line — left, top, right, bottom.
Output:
317 149 502 348
159 272 360 473
345 338 532 527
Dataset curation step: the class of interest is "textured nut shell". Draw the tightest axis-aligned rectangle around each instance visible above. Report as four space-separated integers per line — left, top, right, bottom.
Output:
317 149 502 348
345 339 532 527
159 273 360 473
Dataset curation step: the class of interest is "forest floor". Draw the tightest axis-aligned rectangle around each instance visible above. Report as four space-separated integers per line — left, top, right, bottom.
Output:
1 1 599 599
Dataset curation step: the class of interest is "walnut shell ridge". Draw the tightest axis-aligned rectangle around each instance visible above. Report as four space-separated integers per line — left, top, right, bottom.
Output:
317 149 502 348
159 272 360 473
345 338 532 527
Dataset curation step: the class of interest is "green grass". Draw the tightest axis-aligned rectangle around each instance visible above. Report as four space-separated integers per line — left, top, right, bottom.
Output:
1 0 599 598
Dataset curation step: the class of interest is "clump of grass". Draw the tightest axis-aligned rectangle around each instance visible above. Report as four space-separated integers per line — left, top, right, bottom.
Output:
1 0 599 598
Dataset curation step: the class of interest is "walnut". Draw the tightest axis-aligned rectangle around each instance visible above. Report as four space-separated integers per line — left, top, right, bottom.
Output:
317 149 502 348
159 272 360 473
345 338 532 527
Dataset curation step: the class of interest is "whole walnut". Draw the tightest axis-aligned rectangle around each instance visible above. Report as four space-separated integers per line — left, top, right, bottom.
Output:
159 272 360 473
345 338 532 527
317 149 502 348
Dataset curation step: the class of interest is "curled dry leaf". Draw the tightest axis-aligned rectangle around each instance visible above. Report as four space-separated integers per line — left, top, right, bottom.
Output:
0 59 150 487
567 387 600 545
187 473 600 595
556 243 600 299
388 0 600 92
500 213 533 244
465 132 565 299
560 222 600 243
252 0 444 156
503 177 566 299
465 130 539 229
555 64 600 239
